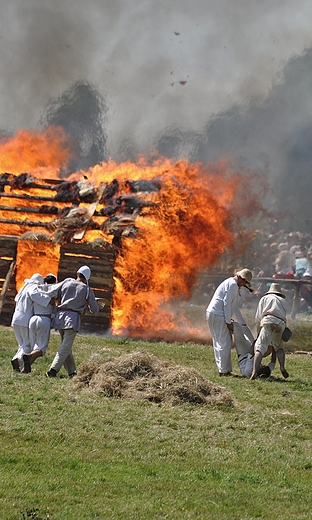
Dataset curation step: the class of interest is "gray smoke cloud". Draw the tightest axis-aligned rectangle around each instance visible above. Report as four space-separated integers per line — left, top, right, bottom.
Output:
1 0 312 230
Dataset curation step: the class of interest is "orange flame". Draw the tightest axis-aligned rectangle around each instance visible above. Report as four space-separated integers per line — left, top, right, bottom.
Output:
0 126 72 178
78 157 259 340
95 160 235 339
0 129 262 341
15 241 60 291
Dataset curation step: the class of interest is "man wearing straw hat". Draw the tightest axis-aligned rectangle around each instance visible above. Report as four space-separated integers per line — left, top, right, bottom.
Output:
206 268 253 376
250 282 289 380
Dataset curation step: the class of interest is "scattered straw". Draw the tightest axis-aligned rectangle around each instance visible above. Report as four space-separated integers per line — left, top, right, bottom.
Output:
73 349 234 406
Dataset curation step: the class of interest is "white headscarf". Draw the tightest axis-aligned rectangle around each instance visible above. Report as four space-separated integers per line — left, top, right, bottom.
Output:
15 273 44 302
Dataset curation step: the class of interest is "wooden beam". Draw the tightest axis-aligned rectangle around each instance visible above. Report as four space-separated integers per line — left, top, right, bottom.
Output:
73 183 107 240
0 218 48 227
0 260 16 315
0 193 56 202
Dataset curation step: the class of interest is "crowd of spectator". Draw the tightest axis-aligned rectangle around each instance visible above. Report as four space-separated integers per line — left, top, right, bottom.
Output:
232 229 312 314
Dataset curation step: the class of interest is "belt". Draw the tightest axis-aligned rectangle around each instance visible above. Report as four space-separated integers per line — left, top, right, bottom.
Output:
58 308 81 316
35 314 51 319
238 354 249 362
263 312 286 322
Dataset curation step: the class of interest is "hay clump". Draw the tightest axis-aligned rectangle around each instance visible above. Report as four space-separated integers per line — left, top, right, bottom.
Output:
73 348 234 407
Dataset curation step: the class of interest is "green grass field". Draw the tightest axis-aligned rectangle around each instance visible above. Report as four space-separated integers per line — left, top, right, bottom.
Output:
1 320 312 520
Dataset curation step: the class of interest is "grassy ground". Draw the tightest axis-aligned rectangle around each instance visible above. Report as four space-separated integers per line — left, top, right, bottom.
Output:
1 322 312 520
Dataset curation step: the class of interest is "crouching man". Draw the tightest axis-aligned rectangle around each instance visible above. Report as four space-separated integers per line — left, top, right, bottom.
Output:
250 283 289 380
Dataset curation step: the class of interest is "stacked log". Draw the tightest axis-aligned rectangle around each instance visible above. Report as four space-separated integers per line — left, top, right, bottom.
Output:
0 237 116 332
0 172 160 243
58 241 116 332
0 237 18 325
0 172 161 332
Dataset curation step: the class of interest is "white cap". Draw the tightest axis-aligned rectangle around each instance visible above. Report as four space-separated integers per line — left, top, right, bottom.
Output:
77 265 91 281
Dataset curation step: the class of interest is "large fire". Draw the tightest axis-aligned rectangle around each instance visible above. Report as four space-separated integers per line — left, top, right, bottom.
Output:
0 127 260 340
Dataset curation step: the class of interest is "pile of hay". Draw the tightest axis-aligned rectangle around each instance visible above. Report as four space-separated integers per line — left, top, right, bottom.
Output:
73 348 234 406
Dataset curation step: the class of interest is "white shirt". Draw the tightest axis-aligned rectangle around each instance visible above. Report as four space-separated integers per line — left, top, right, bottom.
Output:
11 282 52 327
43 278 99 332
255 293 286 327
206 277 246 325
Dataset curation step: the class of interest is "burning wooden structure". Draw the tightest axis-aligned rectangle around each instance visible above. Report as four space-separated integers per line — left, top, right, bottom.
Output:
0 172 160 331
0 156 258 341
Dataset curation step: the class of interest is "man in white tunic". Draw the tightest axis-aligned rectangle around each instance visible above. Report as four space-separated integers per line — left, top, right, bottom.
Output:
22 274 57 373
206 268 253 376
43 266 99 378
11 274 53 372
250 282 289 380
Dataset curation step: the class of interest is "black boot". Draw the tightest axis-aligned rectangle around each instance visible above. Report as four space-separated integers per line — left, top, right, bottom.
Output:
11 358 20 372
22 355 31 373
45 368 57 378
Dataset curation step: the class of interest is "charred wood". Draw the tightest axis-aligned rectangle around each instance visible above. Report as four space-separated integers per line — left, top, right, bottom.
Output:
99 205 118 217
10 173 35 189
0 260 16 315
54 181 80 203
0 205 60 215
124 179 162 193
0 193 57 202
99 179 119 204
0 218 49 227
115 194 158 210
54 180 96 204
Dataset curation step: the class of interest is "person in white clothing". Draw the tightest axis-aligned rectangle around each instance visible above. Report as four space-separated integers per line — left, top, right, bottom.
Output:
233 322 276 378
206 268 253 376
11 273 54 372
42 266 99 378
22 274 57 374
300 247 312 311
250 282 289 380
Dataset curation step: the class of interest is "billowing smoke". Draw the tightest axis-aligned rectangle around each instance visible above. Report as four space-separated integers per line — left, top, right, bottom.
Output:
1 0 312 230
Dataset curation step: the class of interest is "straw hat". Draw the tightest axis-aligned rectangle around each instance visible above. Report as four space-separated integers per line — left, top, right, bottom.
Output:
235 268 252 283
264 283 285 298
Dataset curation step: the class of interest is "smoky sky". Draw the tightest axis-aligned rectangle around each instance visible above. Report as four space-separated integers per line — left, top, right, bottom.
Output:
1 0 312 231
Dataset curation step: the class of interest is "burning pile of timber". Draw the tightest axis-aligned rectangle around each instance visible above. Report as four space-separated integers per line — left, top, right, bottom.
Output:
0 150 263 340
0 172 160 243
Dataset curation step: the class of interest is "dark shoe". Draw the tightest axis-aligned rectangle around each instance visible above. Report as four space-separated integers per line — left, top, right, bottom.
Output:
22 355 31 373
45 369 57 378
68 371 77 378
219 372 232 377
11 358 20 372
257 365 271 378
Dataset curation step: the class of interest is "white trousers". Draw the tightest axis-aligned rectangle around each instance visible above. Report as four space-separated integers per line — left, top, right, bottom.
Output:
238 353 254 378
233 322 255 378
255 322 285 355
232 322 254 356
29 315 51 355
12 324 31 371
206 312 232 373
50 328 77 375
